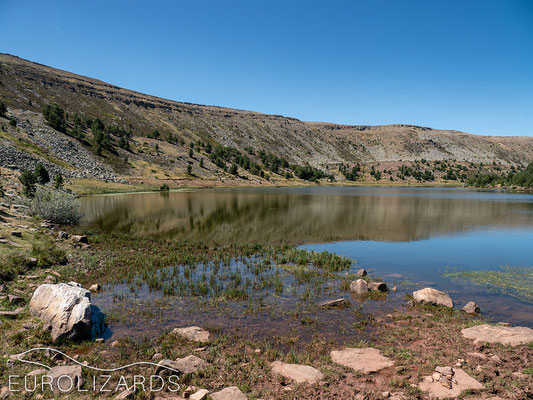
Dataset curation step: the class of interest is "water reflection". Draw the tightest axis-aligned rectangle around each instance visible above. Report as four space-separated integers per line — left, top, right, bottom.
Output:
82 187 533 244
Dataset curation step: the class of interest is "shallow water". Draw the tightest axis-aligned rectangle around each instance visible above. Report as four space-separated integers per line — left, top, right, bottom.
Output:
82 186 533 336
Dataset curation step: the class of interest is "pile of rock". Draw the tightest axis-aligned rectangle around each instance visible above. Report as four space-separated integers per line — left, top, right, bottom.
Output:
349 279 388 295
419 366 484 398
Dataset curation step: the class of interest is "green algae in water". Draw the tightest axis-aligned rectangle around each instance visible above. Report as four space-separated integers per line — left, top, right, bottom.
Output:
442 266 533 303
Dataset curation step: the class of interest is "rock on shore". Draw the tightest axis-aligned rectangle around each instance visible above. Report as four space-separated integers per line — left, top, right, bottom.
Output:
330 347 394 373
29 282 105 341
271 361 323 383
461 324 533 346
412 287 453 308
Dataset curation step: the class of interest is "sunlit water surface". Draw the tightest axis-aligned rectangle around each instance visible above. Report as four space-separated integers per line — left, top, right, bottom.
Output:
82 187 533 337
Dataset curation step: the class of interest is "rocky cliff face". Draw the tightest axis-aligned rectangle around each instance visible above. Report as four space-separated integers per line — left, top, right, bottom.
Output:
0 53 532 184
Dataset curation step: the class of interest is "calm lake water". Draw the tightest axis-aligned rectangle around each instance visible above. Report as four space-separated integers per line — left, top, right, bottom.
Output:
82 187 533 334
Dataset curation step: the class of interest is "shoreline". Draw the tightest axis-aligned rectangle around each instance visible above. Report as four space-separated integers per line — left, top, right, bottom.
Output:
1 174 532 398
67 176 533 197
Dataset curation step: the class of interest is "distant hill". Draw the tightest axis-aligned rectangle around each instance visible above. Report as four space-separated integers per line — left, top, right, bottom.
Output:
1 53 532 187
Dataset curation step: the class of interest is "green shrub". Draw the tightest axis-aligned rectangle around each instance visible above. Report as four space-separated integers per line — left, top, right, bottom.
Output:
19 170 37 197
54 173 64 189
43 104 67 132
28 186 83 224
34 162 50 184
0 100 6 118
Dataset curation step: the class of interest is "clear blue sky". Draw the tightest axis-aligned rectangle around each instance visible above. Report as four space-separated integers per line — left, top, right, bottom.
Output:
2 1 533 136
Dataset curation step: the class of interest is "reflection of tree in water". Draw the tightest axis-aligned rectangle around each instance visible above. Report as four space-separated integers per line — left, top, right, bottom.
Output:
81 189 533 244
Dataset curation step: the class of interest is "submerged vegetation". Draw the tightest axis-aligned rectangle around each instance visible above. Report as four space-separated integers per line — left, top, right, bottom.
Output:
443 266 533 303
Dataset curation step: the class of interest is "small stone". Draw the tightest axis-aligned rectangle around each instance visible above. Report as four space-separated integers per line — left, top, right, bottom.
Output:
491 355 501 363
432 372 441 381
271 361 324 383
0 386 9 399
318 298 348 308
368 282 387 292
439 377 452 389
210 386 247 400
190 389 209 400
174 355 208 374
435 366 453 376
8 295 23 305
152 353 163 361
89 284 101 292
47 365 83 393
350 279 368 295
71 235 88 244
467 352 486 360
254 348 261 354
95 338 104 343
172 326 210 342
0 307 24 318
356 268 367 277
27 369 46 376
462 301 480 314
114 388 135 399
183 386 194 398
57 231 69 239
381 391 390 398
110 340 120 348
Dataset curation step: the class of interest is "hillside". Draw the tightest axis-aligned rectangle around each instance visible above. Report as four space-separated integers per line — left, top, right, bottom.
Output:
1 53 532 189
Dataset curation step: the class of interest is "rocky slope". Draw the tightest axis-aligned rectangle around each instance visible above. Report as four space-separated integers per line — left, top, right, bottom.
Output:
0 53 532 185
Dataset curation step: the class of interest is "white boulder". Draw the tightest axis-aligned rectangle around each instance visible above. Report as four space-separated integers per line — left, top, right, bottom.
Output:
29 283 105 341
412 288 453 308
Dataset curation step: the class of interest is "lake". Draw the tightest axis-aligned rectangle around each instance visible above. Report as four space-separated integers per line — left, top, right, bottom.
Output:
82 186 533 337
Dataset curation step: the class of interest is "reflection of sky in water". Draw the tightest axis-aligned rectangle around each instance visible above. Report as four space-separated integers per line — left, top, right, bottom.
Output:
301 228 533 282
302 228 533 326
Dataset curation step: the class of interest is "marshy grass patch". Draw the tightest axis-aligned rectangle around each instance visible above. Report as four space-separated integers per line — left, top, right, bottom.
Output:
443 266 533 303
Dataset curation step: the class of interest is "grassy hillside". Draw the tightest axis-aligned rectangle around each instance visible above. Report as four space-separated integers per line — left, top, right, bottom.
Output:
1 53 532 190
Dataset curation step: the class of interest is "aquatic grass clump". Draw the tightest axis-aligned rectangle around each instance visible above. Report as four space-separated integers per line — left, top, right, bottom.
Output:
442 266 533 303
274 248 352 272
